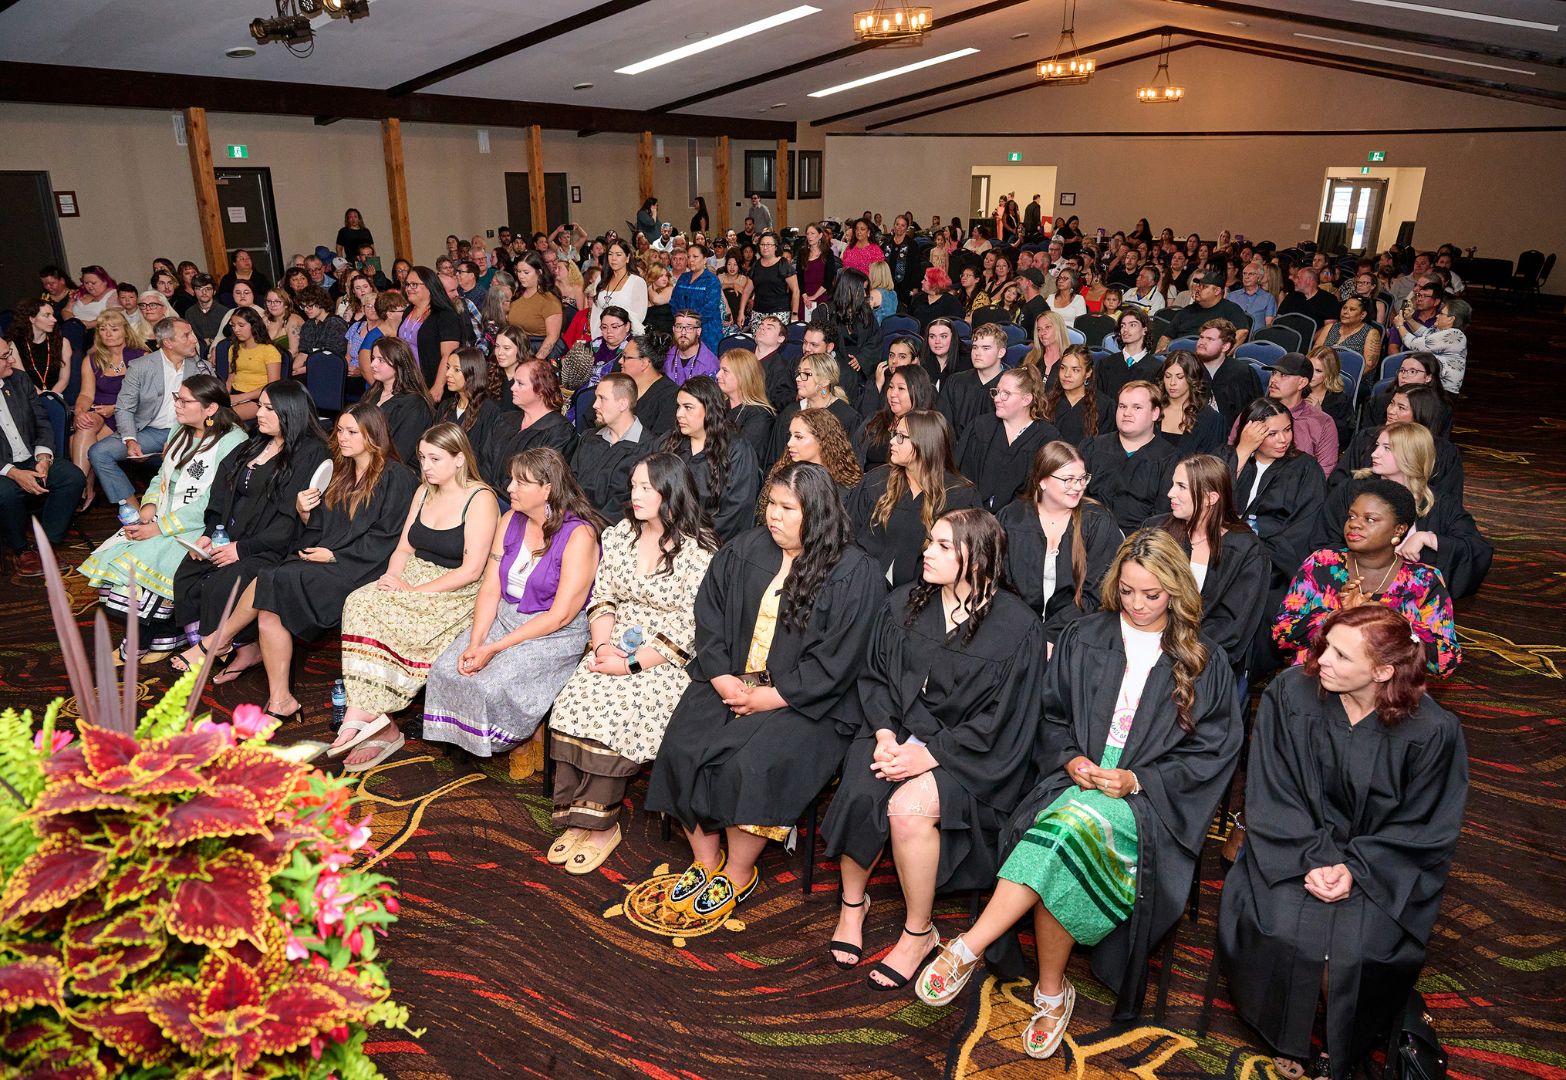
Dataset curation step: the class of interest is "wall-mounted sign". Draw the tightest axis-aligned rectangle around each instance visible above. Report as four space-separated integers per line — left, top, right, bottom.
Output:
1059 192 1076 206
227 144 249 159
1367 150 1386 162
54 191 78 217
571 185 582 204
1008 151 1022 162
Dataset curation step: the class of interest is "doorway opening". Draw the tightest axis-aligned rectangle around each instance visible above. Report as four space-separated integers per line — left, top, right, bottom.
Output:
505 172 570 235
0 171 67 309
969 165 1057 237
214 167 284 285
1318 167 1425 254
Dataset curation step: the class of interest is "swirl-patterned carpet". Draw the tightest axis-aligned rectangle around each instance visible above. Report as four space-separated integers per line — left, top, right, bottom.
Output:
6 302 1563 1080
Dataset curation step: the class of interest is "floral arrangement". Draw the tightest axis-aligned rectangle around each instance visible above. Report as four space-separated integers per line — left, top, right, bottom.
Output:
0 527 416 1079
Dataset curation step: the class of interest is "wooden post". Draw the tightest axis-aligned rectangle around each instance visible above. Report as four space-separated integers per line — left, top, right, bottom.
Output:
637 131 654 205
380 118 412 263
183 107 228 278
775 138 789 231
526 124 548 231
714 135 730 235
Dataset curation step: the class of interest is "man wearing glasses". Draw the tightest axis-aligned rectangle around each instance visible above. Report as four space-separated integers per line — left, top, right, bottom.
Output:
665 311 717 386
0 337 86 575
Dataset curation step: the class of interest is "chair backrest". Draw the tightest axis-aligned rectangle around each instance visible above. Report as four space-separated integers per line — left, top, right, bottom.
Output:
1273 312 1317 344
785 321 807 344
1538 252 1557 288
1002 323 1025 347
1253 325 1302 353
1369 376 1394 400
1065 327 1086 345
1245 357 1269 380
1339 368 1360 409
1236 341 1286 365
1090 348 1113 366
881 313 920 338
304 351 348 414
950 319 972 342
1100 332 1121 352
1379 350 1412 384
1002 342 1031 369
1514 249 1545 281
1332 347 1366 388
718 333 756 356
1171 289 1192 308
1167 336 1198 354
213 339 233 384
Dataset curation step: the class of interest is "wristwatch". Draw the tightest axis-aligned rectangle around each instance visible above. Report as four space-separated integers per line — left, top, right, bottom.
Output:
626 654 643 675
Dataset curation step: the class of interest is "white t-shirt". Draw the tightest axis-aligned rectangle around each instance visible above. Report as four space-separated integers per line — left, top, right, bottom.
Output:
1246 460 1272 512
1110 618 1165 749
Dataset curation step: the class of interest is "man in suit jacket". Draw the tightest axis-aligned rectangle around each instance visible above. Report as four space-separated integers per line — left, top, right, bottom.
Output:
1022 194 1043 242
0 337 86 575
88 317 213 511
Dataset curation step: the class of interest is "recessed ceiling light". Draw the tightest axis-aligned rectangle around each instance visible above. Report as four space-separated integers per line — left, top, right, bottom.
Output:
1346 0 1557 31
1293 33 1537 74
809 47 980 98
573 81 594 90
1010 31 1030 39
1227 20 1248 27
225 46 257 58
844 60 865 67
617 5 820 74
684 31 708 40
770 102 788 109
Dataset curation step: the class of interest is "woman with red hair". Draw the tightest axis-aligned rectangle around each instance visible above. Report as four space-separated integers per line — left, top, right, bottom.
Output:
909 266 963 328
1219 604 1469 1080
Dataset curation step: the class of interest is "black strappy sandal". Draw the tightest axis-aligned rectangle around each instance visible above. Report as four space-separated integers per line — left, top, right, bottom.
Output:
827 893 872 969
867 924 940 992
169 644 233 676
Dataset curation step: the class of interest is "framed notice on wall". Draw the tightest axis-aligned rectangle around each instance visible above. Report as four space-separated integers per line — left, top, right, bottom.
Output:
54 191 79 217
571 185 582 204
1059 192 1076 206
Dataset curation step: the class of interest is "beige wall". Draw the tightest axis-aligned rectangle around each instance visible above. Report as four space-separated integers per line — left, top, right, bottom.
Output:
0 102 820 284
823 47 1566 261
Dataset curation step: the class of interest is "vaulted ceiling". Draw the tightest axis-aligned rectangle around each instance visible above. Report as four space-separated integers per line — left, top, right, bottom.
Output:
0 0 1560 131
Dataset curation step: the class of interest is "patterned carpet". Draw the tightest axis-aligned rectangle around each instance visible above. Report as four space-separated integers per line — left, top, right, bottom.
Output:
6 301 1565 1080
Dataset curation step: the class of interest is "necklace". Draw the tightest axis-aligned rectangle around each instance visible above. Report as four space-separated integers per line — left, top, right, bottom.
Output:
1349 552 1400 596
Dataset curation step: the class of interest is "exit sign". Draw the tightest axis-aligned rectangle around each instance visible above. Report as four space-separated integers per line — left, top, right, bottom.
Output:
1008 151 1022 162
1360 166 1371 175
227 144 249 159
1367 150 1386 162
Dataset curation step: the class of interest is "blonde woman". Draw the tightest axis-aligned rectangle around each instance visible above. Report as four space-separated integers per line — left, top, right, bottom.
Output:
867 259 898 325
71 309 145 510
715 347 776 463
330 422 500 771
767 352 860 463
917 530 1241 1057
1023 309 1071 379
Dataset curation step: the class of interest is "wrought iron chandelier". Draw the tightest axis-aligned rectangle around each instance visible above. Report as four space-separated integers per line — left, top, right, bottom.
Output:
1137 33 1185 102
852 2 933 44
1037 0 1094 81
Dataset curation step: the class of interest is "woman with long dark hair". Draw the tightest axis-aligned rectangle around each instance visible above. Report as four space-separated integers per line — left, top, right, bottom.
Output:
1039 346 1110 445
645 462 883 921
397 264 465 391
916 530 1241 1055
956 365 1060 513
827 268 882 389
850 409 977 586
1156 351 1225 454
854 362 934 469
1221 605 1468 1080
170 380 330 676
505 251 564 360
434 345 500 436
919 317 970 392
546 454 720 874
1359 351 1452 437
362 336 436 464
7 297 71 396
247 403 418 723
80 375 247 657
659 374 760 542
822 509 1046 986
997 441 1121 649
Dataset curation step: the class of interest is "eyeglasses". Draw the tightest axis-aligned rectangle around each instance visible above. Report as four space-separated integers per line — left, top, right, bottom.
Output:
992 389 1022 401
795 371 813 381
1051 473 1091 488
889 431 911 445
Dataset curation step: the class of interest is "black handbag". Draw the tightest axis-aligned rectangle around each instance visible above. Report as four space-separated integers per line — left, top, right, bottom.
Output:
1387 991 1446 1080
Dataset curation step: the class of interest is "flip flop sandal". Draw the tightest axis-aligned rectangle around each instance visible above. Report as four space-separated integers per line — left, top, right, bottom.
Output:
1270 1057 1307 1079
327 714 392 759
169 644 232 675
565 826 622 875
342 732 406 774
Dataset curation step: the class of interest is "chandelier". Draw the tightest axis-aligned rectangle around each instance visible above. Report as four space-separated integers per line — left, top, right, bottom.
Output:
852 2 933 44
1037 0 1094 81
1137 33 1185 102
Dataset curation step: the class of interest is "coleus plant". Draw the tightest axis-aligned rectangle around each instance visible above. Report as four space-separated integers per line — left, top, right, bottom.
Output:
0 524 417 1079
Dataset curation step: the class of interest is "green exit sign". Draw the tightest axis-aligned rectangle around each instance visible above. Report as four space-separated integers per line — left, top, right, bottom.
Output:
1008 151 1022 162
1360 166 1371 175
227 144 249 159
1367 150 1386 162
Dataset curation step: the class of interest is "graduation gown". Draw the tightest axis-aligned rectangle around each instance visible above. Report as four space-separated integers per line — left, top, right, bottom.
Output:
173 437 330 637
634 376 680 441
1329 428 1465 506
938 367 1002 440
1205 356 1265 430
767 398 860 464
956 416 1060 512
729 403 775 467
378 393 435 466
1080 432 1179 532
1156 405 1227 456
1095 352 1163 403
478 410 579 494
1318 481 1492 599
820 589 1046 892
569 422 658 524
1219 667 1468 1076
252 463 417 641
671 437 760 544
998 499 1122 645
849 468 979 587
1046 391 1112 445
645 528 885 829
758 350 799 414
851 414 894 470
1231 450 1326 589
1002 612 1242 1020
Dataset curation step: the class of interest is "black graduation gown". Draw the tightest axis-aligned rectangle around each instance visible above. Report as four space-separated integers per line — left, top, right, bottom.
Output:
821 589 1046 892
252 463 417 641
938 368 1002 441
1001 612 1242 1020
1219 667 1468 1076
1095 352 1163 403
920 344 972 396
832 316 880 401
1205 356 1265 430
1320 390 1354 449
1328 428 1465 506
478 410 579 494
1231 450 1326 588
634 376 680 441
569 423 658 524
434 395 500 440
758 350 798 414
1156 406 1227 456
378 393 435 466
1318 481 1492 599
998 499 1122 645
1046 391 1112 445
766 399 860 464
848 468 979 587
173 437 330 638
1361 390 1452 439
956 416 1060 512
1146 517 1270 679
671 437 760 544
851 414 893 470
1080 432 1179 532
728 403 774 466
645 529 885 829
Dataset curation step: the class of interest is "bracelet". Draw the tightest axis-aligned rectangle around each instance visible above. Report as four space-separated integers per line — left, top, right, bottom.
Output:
593 642 614 655
1129 772 1141 797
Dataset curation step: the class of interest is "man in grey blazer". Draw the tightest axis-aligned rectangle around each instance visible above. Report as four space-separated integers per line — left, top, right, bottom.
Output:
88 317 213 510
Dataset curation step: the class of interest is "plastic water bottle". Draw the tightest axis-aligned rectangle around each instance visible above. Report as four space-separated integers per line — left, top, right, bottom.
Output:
211 525 231 547
117 501 140 527
1246 513 1259 536
621 626 644 652
330 679 347 731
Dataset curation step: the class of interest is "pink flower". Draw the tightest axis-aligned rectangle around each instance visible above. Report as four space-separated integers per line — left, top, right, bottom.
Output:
280 898 301 919
33 729 74 754
315 876 352 927
347 927 364 954
232 703 277 740
384 897 400 915
285 929 312 961
310 1036 325 1060
346 817 372 851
